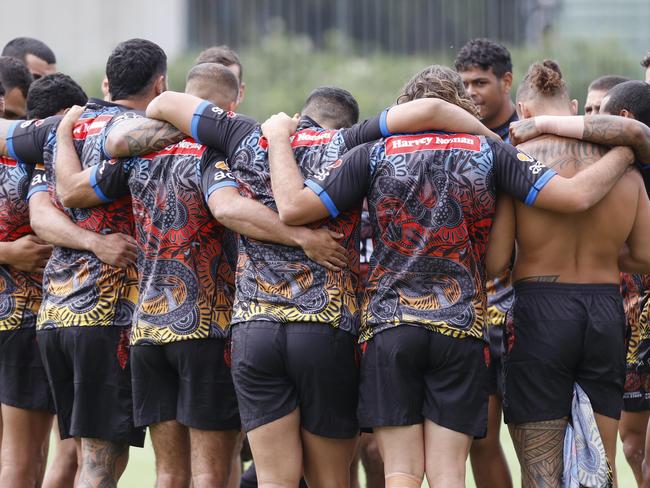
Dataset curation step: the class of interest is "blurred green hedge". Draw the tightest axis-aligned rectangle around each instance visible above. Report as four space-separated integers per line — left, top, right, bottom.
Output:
81 31 645 121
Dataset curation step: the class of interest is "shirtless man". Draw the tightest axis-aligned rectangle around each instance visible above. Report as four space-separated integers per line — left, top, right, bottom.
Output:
496 61 650 488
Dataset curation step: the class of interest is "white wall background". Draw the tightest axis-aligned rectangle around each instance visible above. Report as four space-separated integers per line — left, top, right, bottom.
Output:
1 0 187 77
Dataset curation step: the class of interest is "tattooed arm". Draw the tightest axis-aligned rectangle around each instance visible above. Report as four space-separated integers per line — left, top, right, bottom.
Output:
510 115 650 163
54 106 102 208
103 117 184 158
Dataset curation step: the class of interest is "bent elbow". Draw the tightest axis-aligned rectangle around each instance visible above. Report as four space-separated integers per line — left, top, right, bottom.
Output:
277 206 305 226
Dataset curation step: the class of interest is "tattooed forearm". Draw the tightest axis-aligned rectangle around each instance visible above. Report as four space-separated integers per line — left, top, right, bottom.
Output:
510 419 568 488
108 119 185 157
583 116 650 163
77 438 128 488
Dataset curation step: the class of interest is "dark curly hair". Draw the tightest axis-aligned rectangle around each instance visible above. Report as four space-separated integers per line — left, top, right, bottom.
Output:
454 38 513 78
398 65 479 117
26 73 87 119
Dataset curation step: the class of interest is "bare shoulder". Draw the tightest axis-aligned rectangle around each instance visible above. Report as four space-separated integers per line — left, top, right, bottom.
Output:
517 135 607 172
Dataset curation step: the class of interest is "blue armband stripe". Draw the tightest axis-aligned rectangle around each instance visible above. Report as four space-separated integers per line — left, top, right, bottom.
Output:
205 180 238 203
524 169 557 206
89 165 112 203
304 179 339 218
26 185 47 200
6 122 21 162
379 109 390 138
191 101 212 144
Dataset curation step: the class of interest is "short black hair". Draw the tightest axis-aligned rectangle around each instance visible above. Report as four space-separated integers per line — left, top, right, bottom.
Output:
185 63 239 107
454 38 513 78
105 38 167 101
2 37 56 64
588 75 629 93
0 56 33 97
195 45 243 82
603 80 650 128
641 53 650 69
0 80 4 97
26 73 87 119
301 87 359 129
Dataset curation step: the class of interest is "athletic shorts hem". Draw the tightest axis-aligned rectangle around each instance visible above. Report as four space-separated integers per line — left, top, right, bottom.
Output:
423 412 487 439
177 413 241 432
623 400 650 412
0 395 55 413
240 402 298 433
504 409 569 425
358 415 424 431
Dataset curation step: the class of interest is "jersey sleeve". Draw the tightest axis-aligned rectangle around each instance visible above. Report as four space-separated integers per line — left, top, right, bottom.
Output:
489 139 557 205
6 116 62 164
200 149 238 203
190 101 258 157
27 164 48 200
341 109 391 149
303 143 372 217
89 159 130 202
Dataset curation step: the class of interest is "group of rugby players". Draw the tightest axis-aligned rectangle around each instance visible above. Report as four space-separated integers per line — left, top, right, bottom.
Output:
0 34 650 488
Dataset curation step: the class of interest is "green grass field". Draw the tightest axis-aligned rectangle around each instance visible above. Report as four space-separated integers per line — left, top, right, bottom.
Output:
71 427 635 486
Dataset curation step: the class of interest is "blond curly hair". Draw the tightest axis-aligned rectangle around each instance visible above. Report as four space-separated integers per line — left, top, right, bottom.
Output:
397 65 479 118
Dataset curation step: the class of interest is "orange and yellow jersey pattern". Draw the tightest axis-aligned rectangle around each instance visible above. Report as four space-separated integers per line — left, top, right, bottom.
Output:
191 102 387 335
0 156 42 331
7 99 138 330
486 268 514 328
91 137 238 345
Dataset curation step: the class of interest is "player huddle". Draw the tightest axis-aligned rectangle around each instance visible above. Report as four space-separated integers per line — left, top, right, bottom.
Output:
0 35 649 488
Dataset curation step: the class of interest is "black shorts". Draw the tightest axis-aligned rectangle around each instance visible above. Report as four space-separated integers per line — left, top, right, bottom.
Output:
487 324 505 398
358 325 489 438
503 282 626 425
38 327 145 447
623 369 650 412
0 328 54 412
231 321 359 438
131 338 240 431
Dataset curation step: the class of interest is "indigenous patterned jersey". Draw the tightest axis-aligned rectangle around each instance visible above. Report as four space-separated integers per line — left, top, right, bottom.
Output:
486 267 514 328
91 135 237 346
307 133 557 342
621 272 650 405
191 102 387 334
8 99 138 329
0 156 42 330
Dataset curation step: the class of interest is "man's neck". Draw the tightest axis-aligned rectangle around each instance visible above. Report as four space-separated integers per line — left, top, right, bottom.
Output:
531 106 573 117
484 101 516 130
111 97 152 112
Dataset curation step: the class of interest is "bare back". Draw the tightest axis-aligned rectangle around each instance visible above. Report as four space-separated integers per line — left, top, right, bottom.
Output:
514 134 640 284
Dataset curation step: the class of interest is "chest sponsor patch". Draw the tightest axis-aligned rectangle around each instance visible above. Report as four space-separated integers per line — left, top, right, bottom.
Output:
386 133 481 155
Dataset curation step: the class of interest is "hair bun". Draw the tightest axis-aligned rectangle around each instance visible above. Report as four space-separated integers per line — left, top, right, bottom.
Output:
528 59 564 96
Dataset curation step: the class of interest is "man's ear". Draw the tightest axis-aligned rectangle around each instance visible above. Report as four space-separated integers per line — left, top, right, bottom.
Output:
620 108 636 119
154 75 167 96
501 72 513 94
517 101 532 119
235 82 246 108
570 99 579 115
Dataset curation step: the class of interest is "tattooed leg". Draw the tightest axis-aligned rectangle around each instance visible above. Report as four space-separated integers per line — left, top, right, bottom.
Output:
77 438 128 488
509 418 567 488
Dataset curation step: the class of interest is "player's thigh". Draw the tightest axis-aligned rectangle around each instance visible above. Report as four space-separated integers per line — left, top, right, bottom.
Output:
149 420 191 474
374 424 425 478
188 428 240 475
0 404 52 461
246 408 303 487
424 419 472 480
301 428 358 488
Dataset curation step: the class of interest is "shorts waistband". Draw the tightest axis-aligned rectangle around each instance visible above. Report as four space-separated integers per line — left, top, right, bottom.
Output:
513 281 620 296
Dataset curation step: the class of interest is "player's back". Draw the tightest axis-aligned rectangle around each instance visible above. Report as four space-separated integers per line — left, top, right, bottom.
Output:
514 134 639 284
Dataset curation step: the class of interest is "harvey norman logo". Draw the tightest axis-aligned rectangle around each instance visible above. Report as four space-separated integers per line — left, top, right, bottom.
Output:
386 133 480 155
290 129 335 147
